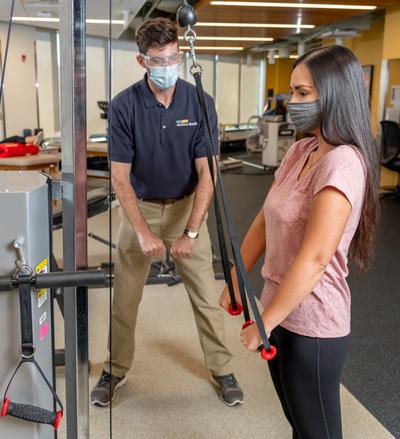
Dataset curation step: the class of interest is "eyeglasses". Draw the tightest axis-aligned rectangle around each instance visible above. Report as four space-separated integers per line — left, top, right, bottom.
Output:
141 51 183 67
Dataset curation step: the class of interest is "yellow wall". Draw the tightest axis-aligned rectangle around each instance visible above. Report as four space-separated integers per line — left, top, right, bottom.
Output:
382 58 400 188
383 5 400 60
342 21 384 135
381 5 400 188
386 59 400 107
263 8 400 189
265 58 293 99
265 21 385 134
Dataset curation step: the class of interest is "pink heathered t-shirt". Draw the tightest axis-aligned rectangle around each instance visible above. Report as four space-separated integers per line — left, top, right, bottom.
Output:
260 136 367 338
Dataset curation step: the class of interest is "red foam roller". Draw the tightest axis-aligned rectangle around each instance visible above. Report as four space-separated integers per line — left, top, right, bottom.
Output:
54 411 63 430
242 320 255 330
260 345 277 361
1 397 10 417
228 302 242 316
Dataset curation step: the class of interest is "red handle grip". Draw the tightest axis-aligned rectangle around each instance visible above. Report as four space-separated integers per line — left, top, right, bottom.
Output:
259 345 277 361
242 320 254 330
228 302 242 316
241 320 277 361
1 397 63 430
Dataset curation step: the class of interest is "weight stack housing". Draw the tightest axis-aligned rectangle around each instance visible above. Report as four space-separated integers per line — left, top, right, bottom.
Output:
0 171 55 439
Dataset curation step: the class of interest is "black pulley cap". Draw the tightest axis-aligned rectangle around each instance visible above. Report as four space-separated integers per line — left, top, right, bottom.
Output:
176 0 197 27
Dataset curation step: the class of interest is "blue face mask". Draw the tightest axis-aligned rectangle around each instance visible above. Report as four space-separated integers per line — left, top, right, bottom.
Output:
148 63 180 90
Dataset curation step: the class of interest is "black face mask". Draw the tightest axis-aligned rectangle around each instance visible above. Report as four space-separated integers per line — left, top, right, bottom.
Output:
288 100 322 133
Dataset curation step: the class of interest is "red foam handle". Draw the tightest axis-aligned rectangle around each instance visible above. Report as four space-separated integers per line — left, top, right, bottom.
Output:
241 320 278 361
260 345 277 361
1 397 10 417
54 410 63 430
228 302 242 316
242 320 255 330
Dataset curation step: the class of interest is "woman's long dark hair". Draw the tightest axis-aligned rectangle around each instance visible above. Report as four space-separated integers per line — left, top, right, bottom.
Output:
294 45 380 271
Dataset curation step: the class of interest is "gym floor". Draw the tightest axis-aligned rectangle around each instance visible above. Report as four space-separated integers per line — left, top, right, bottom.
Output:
52 151 399 438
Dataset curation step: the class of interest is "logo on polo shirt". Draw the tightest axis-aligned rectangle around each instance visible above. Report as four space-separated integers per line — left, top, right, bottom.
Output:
176 119 198 127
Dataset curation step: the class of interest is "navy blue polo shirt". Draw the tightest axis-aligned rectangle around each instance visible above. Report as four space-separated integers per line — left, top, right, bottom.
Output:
109 75 219 199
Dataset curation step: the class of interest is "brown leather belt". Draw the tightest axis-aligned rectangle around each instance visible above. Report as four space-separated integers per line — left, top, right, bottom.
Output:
139 196 185 205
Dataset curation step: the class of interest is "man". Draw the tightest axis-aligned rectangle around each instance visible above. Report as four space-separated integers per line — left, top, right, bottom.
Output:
91 17 243 407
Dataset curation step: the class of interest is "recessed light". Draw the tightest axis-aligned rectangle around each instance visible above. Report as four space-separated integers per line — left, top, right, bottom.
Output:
179 36 273 42
274 54 299 59
86 19 125 24
196 22 315 29
210 2 376 10
181 46 244 51
13 16 59 22
12 17 124 24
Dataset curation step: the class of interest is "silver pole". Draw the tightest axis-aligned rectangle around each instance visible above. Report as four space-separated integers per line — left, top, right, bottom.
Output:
0 45 6 138
213 55 218 106
34 41 41 130
59 0 89 438
51 31 60 133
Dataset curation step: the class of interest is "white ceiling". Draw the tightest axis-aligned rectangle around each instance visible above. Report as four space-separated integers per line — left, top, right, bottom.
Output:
0 0 147 38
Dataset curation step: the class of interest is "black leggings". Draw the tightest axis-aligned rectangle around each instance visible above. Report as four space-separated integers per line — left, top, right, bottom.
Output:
268 326 349 439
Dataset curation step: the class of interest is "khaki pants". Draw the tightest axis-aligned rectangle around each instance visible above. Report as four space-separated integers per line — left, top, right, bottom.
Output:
105 194 233 377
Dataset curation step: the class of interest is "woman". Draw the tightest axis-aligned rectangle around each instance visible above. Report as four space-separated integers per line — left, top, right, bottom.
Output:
219 45 379 438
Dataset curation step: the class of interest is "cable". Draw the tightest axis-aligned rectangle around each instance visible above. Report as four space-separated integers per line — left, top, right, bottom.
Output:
0 0 16 107
107 0 113 436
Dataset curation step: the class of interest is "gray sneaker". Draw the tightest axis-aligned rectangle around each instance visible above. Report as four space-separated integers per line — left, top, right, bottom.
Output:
211 373 244 406
91 370 127 406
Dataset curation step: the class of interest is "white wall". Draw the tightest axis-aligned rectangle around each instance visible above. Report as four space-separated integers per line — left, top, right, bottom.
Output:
112 40 143 97
180 53 215 97
1 24 265 138
216 58 240 125
240 62 261 123
0 23 37 138
87 37 107 135
36 31 58 136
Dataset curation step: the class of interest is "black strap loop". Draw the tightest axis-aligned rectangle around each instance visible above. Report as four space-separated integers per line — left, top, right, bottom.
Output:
193 72 250 320
191 70 273 353
18 272 35 359
2 272 64 428
192 73 249 319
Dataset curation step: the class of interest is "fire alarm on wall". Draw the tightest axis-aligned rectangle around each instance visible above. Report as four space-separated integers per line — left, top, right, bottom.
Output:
21 54 27 62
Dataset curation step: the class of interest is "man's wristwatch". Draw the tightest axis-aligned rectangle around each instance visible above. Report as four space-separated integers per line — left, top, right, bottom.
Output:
184 228 199 239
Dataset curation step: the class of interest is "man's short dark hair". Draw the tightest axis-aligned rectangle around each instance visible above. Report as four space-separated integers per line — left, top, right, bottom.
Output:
136 18 178 54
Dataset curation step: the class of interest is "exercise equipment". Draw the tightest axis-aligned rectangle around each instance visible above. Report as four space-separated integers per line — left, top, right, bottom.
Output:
177 0 277 361
0 0 111 436
0 172 108 437
260 119 295 167
0 172 56 438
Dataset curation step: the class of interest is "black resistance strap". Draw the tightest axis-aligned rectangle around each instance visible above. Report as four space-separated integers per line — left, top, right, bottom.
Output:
193 71 276 359
177 1 276 359
193 72 249 322
1 272 63 429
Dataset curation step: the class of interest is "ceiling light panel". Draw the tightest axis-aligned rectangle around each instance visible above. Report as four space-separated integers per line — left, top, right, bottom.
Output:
210 2 377 10
12 17 124 24
179 36 273 41
181 46 244 51
196 22 315 29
